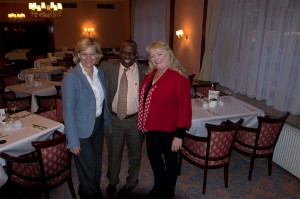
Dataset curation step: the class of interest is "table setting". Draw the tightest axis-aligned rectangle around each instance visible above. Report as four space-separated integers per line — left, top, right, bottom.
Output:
5 80 61 112
190 90 265 137
0 110 64 165
4 49 31 60
18 66 65 81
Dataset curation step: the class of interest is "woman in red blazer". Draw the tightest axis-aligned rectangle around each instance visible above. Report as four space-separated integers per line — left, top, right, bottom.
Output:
138 40 192 198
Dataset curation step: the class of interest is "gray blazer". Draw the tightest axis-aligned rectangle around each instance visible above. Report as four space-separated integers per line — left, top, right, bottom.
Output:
62 64 109 149
100 60 146 113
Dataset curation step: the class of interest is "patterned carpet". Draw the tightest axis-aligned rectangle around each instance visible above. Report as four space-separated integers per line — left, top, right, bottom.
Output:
1 140 300 199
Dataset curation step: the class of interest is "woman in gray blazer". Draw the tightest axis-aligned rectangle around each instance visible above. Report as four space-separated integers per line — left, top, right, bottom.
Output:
62 37 109 198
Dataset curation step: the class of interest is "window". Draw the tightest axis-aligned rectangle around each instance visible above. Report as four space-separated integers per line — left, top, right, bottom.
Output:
212 0 300 115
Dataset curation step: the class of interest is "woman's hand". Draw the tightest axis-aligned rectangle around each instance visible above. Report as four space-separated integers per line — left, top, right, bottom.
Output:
70 146 81 155
171 137 182 152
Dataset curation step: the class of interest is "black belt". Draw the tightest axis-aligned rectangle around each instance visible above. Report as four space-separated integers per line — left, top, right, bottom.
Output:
111 112 137 119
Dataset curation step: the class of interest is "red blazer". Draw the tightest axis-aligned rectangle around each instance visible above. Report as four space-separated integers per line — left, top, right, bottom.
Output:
138 69 192 133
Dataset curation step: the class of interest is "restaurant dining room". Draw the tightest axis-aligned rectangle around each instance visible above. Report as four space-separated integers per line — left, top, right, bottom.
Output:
0 0 300 198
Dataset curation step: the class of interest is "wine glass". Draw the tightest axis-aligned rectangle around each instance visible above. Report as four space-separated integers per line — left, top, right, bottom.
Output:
224 89 233 105
4 108 9 121
195 92 204 99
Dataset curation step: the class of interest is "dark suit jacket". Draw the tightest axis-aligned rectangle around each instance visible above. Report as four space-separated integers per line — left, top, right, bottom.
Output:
100 60 146 113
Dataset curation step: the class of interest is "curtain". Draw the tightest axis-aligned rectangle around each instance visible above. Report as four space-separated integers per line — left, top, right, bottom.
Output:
199 0 222 81
132 0 168 58
212 0 300 115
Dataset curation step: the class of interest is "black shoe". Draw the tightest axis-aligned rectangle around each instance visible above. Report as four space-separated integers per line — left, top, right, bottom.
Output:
149 186 174 198
148 186 161 198
106 184 116 196
118 184 136 197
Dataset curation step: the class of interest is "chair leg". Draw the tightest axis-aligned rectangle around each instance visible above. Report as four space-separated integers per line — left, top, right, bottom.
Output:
178 156 182 176
67 177 77 199
268 156 273 176
224 164 229 188
202 168 208 194
248 156 255 181
44 189 50 199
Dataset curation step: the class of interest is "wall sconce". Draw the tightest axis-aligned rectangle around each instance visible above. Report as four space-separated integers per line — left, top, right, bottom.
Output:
176 29 188 40
84 27 94 35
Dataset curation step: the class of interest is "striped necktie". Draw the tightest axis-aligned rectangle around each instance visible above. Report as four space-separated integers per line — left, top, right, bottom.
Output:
117 68 129 119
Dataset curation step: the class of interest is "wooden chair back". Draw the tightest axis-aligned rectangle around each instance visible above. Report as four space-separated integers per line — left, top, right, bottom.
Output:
179 119 244 194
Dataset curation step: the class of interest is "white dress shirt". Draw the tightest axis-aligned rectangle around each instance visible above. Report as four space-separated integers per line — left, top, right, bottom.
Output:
112 63 139 115
80 64 104 117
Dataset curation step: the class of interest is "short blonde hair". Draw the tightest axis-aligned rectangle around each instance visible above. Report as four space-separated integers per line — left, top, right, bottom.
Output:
145 40 186 76
73 37 103 65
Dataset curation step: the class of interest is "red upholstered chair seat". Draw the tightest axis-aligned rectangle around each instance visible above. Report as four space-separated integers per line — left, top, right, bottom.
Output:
179 119 244 194
233 112 290 180
0 132 76 199
36 108 58 121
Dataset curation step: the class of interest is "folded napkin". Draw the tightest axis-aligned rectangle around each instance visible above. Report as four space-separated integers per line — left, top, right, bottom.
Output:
0 109 6 122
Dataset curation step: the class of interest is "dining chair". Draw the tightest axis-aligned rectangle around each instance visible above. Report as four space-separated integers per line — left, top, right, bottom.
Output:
36 95 63 123
233 112 290 180
0 89 16 99
0 131 76 199
0 59 8 76
188 74 196 97
51 73 63 81
35 55 45 59
55 85 62 96
35 95 57 112
179 119 244 194
4 96 31 114
2 74 22 87
57 59 68 67
193 82 218 98
0 90 16 108
55 95 64 123
188 74 195 87
36 108 58 122
64 53 74 67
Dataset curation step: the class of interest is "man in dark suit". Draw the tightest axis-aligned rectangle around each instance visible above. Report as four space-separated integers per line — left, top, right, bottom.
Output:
100 40 145 197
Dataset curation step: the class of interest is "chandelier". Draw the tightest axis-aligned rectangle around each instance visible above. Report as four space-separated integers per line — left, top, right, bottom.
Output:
28 2 63 19
8 0 25 23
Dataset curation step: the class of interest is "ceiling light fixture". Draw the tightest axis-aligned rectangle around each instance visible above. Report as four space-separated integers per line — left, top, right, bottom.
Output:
8 0 26 23
28 2 63 19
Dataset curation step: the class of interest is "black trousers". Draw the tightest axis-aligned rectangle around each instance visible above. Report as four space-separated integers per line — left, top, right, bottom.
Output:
146 131 178 196
73 115 104 199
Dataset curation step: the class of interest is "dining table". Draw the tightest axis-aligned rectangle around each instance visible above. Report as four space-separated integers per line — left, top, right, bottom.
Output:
4 49 31 60
0 111 64 166
34 57 59 66
190 96 265 137
18 66 65 81
54 50 74 59
0 111 64 183
5 80 61 113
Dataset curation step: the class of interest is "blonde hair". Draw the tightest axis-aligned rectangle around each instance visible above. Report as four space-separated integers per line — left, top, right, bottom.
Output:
145 40 186 76
73 37 103 64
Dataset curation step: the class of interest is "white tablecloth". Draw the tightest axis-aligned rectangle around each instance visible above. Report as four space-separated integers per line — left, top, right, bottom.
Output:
6 81 60 112
18 66 65 81
54 51 73 59
190 96 265 137
4 49 31 60
35 57 58 66
0 111 64 166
